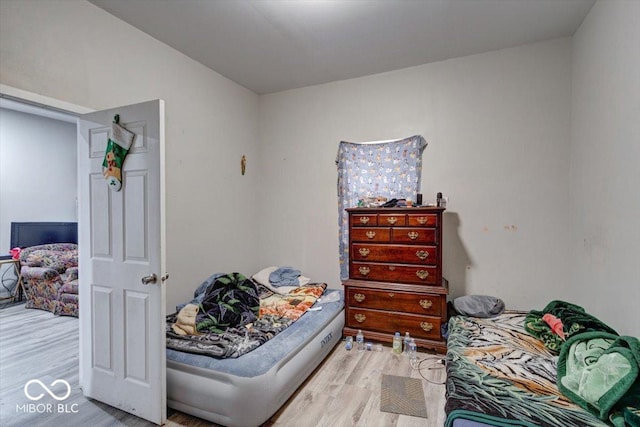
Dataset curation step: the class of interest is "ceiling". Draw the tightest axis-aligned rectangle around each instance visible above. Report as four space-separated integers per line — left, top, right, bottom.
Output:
89 0 595 95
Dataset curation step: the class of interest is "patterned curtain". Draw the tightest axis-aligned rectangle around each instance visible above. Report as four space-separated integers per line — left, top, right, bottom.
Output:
336 135 427 280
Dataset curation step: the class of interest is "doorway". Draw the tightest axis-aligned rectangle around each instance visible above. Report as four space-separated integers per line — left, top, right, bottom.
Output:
0 98 78 303
0 93 169 425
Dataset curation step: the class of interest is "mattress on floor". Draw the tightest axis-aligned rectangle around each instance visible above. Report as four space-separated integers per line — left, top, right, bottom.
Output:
452 420 498 427
167 289 344 427
445 312 610 427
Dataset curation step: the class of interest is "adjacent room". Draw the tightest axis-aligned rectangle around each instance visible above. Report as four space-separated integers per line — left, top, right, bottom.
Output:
0 1 638 426
0 100 78 308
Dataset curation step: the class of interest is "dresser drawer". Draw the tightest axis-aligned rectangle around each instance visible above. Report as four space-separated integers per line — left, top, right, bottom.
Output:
350 262 438 285
345 207 446 352
346 307 441 340
347 287 443 316
352 243 437 264
378 214 406 226
390 227 436 244
407 214 438 227
350 227 391 242
352 214 377 226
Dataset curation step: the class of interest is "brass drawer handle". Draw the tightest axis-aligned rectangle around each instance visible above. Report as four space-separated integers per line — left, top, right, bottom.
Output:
416 250 429 260
416 270 429 280
365 231 376 239
355 313 366 323
420 322 434 332
388 293 395 298
358 266 370 276
359 216 370 224
408 231 419 240
354 293 365 303
388 266 395 271
358 247 370 257
419 299 433 309
417 216 428 225
387 216 398 224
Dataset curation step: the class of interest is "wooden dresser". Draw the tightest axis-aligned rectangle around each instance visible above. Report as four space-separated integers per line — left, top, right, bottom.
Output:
343 207 448 353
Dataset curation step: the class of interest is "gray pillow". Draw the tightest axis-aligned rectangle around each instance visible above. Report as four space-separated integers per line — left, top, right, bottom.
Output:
453 295 505 318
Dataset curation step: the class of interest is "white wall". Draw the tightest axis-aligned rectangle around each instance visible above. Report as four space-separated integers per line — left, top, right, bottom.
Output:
258 38 574 310
0 108 77 252
570 0 640 335
0 0 261 312
2 0 635 334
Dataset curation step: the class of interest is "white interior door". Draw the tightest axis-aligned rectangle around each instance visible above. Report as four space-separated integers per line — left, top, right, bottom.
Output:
78 100 166 424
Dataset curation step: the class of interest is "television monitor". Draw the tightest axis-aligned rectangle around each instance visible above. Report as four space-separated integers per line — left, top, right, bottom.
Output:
10 222 78 249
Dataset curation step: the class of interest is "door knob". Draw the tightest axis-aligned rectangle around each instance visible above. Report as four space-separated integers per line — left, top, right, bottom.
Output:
141 273 157 285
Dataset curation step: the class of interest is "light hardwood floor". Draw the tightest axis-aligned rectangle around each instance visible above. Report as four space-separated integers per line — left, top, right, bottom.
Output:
0 303 446 426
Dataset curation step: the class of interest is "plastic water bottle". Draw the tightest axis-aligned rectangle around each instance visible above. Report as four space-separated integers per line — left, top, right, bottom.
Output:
408 338 417 365
403 332 411 354
345 336 353 351
392 331 402 354
356 330 364 351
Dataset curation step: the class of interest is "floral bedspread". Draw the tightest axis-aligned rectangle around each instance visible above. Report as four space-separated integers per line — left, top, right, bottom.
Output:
166 283 326 359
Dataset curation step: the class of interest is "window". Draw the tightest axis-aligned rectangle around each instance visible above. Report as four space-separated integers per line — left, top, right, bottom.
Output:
336 135 426 280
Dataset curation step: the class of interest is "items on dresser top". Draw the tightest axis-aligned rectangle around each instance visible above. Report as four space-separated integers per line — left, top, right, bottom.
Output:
343 207 448 353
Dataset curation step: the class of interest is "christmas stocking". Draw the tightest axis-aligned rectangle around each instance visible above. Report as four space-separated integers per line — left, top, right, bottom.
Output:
102 116 135 191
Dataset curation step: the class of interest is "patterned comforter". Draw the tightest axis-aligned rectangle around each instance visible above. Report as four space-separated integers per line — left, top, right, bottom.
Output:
166 283 326 359
445 312 609 427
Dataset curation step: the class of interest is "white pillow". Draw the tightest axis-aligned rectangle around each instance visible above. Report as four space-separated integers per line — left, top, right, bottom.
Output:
252 266 278 286
252 266 310 295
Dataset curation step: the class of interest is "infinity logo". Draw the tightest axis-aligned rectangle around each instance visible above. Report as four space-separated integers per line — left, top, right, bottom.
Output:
24 379 71 401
